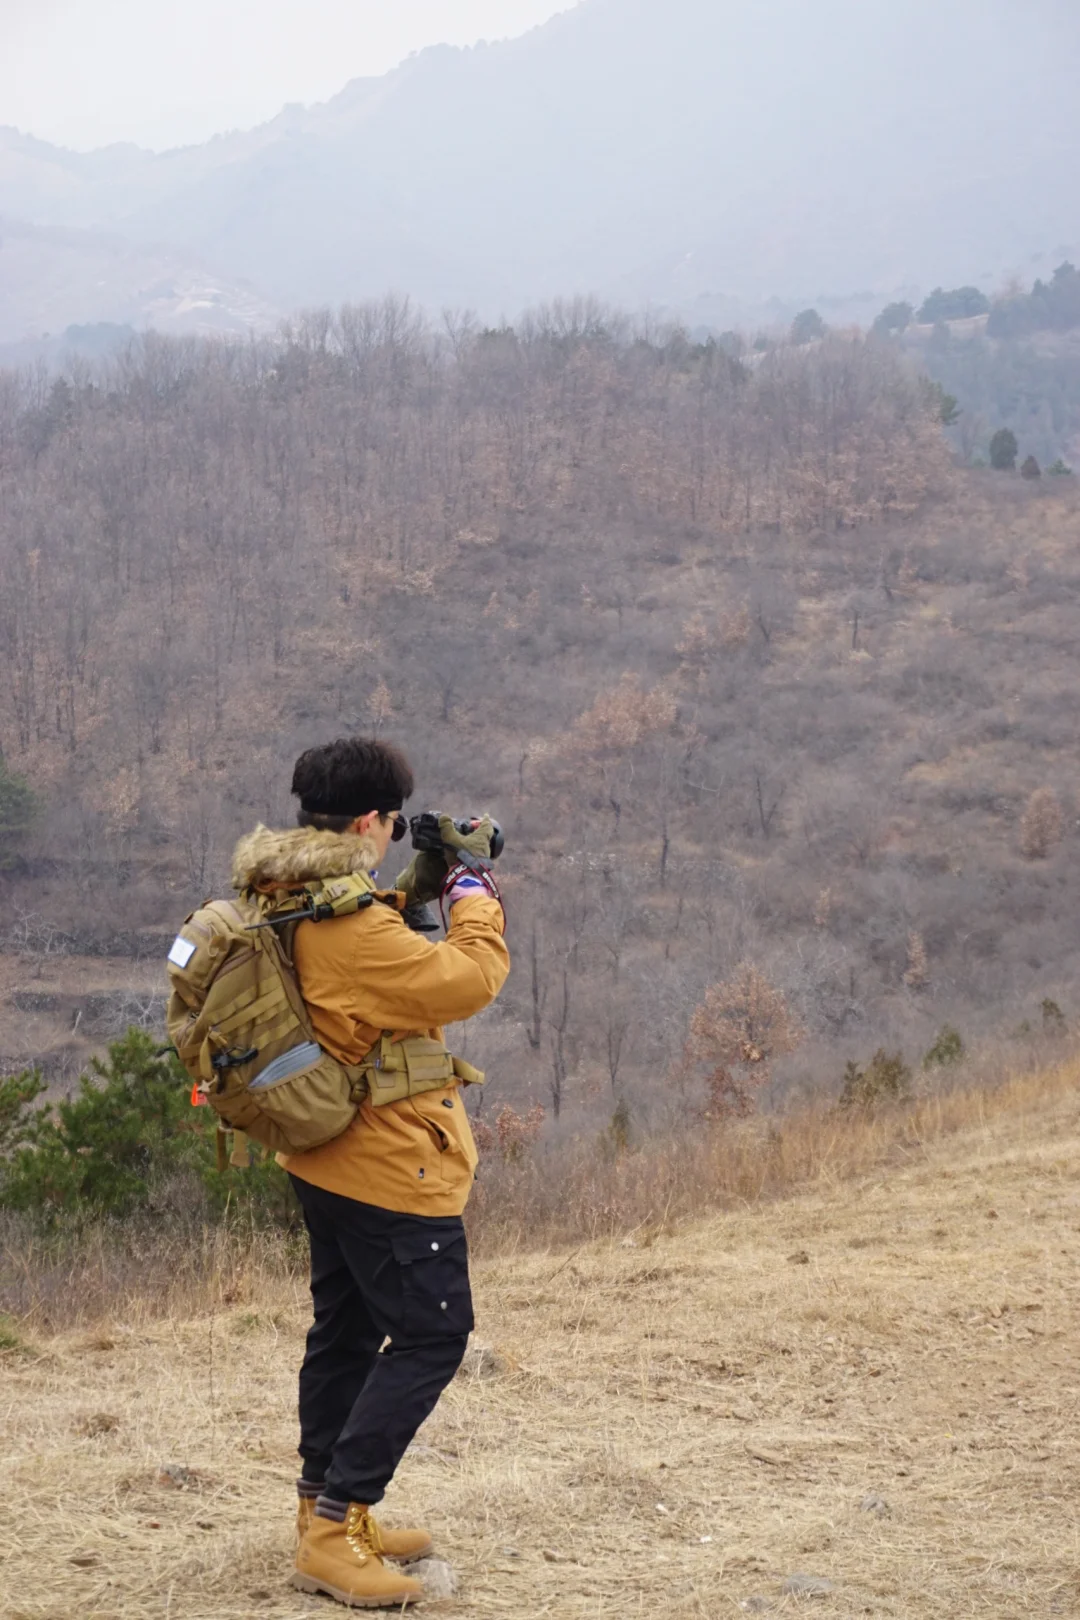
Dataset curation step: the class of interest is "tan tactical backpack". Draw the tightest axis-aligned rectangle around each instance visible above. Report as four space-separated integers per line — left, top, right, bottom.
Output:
166 873 481 1161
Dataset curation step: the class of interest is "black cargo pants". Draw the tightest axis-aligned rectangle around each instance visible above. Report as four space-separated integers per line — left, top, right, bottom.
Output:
289 1176 473 1506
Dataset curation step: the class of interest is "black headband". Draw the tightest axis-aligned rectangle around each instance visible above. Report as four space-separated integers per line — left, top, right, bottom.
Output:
301 796 403 818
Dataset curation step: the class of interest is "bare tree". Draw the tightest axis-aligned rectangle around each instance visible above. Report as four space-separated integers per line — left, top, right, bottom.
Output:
547 968 572 1120
1020 788 1063 859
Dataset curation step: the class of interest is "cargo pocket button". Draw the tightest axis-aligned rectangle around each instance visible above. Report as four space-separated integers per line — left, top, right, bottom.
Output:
431 1241 440 1251
440 1301 448 1310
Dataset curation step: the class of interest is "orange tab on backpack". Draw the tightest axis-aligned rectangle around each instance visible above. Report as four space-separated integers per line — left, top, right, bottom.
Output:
190 1083 209 1107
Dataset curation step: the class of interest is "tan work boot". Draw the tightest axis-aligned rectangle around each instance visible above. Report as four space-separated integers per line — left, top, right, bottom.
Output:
293 1501 425 1608
297 1485 433 1563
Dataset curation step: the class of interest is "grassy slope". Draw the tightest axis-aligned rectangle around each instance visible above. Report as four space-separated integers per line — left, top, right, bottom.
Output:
2 1067 1078 1618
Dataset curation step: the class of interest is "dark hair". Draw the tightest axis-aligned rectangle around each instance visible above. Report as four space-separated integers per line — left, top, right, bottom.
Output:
291 737 414 827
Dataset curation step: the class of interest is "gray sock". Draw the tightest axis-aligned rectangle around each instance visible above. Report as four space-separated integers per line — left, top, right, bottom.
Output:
314 1494 349 1522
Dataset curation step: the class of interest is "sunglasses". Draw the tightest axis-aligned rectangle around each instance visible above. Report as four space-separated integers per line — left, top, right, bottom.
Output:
389 811 408 843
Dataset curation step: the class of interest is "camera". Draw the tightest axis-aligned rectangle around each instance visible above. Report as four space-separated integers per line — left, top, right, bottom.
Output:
409 812 504 861
400 812 504 935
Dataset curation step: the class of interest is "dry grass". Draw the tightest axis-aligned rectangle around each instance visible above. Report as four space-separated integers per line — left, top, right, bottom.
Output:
2 1061 1079 1617
470 1052 1080 1253
3 1053 1078 1335
0 1221 308 1336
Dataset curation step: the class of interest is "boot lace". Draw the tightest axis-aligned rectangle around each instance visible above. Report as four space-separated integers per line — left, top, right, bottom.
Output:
344 1505 384 1565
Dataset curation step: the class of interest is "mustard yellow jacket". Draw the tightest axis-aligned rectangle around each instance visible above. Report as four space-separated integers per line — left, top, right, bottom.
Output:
230 823 509 1216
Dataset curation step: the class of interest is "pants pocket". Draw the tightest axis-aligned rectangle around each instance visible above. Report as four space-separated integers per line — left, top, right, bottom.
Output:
390 1229 474 1339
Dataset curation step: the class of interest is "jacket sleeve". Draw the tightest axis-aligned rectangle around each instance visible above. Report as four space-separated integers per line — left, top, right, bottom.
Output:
350 894 510 1030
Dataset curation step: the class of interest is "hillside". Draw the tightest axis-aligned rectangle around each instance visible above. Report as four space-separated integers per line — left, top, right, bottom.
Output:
2 315 1080 1123
0 215 278 344
1 0 1078 329
2 1062 1077 1617
912 317 1080 468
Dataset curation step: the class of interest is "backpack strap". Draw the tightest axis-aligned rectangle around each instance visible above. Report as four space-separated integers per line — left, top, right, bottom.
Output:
229 1129 252 1169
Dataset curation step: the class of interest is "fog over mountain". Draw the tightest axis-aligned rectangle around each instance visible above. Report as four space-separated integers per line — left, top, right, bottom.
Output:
1 0 1078 340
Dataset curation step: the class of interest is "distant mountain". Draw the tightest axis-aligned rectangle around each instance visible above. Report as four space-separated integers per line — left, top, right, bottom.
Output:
0 214 278 344
1 0 1078 333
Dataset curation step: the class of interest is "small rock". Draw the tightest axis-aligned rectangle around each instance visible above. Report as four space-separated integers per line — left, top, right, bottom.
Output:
860 1493 889 1515
458 1341 507 1379
788 1250 811 1265
69 1549 101 1568
157 1463 200 1489
747 1445 786 1466
412 1558 458 1599
782 1573 834 1598
729 1402 756 1422
75 1412 120 1438
741 1600 773 1613
499 1546 520 1558
542 1549 567 1563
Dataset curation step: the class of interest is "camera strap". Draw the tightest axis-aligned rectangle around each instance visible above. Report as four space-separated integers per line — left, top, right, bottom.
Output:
438 861 503 930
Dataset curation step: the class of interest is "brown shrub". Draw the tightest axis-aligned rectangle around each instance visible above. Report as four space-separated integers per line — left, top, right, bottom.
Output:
680 963 804 1119
473 1103 546 1164
571 674 677 753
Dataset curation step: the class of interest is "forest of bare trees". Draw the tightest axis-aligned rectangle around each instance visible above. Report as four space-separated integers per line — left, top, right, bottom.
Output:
2 300 1078 1127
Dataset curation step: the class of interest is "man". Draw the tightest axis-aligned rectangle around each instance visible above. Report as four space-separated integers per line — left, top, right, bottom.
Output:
231 737 509 1608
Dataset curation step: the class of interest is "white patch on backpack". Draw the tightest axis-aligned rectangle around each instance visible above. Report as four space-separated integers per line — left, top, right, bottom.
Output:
167 935 197 969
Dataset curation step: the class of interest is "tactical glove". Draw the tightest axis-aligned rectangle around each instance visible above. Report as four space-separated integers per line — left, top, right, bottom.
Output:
437 813 496 871
395 814 496 907
394 850 446 909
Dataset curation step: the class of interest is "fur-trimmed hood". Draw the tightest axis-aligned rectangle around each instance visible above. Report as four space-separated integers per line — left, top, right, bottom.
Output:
231 825 381 892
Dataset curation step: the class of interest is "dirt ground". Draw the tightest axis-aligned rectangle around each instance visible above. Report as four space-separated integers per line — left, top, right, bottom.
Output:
0 948 165 1083
1 1083 1078 1619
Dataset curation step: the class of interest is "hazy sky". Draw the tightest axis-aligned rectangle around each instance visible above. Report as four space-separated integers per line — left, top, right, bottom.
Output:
1 0 573 151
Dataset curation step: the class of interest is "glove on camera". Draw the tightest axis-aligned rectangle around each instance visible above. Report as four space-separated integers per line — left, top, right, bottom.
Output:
396 814 497 909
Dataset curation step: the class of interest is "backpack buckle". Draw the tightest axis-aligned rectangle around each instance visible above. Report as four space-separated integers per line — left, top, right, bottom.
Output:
211 1046 258 1072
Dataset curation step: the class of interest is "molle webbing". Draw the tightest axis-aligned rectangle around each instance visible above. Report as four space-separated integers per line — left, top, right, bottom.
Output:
370 1034 454 1090
213 984 290 1037
350 1033 485 1107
